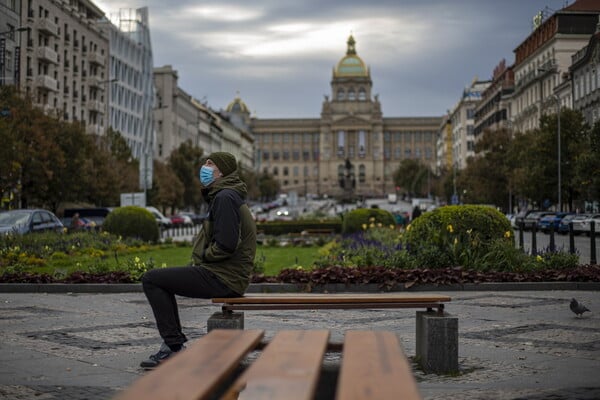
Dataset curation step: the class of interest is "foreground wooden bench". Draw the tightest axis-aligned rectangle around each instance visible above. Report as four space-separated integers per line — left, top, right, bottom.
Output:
209 293 457 374
114 329 421 400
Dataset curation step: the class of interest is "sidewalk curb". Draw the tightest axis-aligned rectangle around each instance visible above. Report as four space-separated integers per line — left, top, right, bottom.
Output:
1 281 598 293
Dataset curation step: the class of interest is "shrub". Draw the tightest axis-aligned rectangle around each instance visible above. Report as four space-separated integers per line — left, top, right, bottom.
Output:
102 206 159 243
341 208 396 234
403 205 513 268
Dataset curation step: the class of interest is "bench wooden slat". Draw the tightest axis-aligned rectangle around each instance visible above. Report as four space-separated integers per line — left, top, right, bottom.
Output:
213 293 451 304
336 330 422 400
114 329 264 400
222 330 330 400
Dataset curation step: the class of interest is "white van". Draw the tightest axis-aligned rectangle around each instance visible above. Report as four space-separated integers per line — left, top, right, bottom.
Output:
146 206 172 228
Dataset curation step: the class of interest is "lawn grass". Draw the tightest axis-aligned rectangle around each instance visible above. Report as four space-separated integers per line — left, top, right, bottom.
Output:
40 244 321 277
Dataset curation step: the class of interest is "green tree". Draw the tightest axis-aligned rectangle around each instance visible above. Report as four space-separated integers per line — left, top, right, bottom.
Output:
458 128 513 211
573 120 600 208
167 140 204 210
153 159 184 213
392 159 431 197
258 171 280 201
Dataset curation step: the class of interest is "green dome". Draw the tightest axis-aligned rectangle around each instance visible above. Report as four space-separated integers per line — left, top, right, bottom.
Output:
226 95 249 114
334 35 369 77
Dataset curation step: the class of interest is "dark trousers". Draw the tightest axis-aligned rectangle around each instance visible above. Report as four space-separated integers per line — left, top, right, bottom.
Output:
142 266 239 347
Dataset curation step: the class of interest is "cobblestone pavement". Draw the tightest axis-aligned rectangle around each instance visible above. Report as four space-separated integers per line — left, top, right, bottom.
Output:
0 289 598 399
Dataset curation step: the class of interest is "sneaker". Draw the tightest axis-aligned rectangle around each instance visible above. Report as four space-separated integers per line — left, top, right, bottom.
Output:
140 343 184 369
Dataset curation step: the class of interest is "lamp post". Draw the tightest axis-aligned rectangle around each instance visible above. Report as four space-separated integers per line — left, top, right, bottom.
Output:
552 94 561 212
537 67 561 211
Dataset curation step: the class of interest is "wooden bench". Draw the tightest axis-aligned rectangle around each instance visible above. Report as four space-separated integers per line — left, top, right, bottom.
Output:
114 329 422 400
209 293 457 374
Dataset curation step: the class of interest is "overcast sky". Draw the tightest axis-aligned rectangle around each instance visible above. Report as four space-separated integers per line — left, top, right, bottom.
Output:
95 0 572 118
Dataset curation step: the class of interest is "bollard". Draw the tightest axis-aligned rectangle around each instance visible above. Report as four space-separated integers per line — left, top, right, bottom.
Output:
531 223 537 256
591 221 597 265
569 222 576 254
519 222 524 249
549 226 555 252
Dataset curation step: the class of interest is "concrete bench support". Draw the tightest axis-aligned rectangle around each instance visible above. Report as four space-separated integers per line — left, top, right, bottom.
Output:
207 311 244 331
416 311 458 374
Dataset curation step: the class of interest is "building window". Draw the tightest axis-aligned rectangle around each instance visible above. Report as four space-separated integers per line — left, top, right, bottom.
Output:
337 130 345 157
337 88 345 100
283 151 289 160
358 88 366 101
359 164 366 183
348 89 356 100
283 167 289 176
358 130 366 157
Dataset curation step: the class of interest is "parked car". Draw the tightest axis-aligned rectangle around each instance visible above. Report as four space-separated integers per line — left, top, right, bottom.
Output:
0 209 64 235
145 206 172 228
514 209 537 229
170 214 193 227
538 212 574 233
557 214 579 234
178 212 205 225
579 214 600 236
521 211 554 231
570 214 592 234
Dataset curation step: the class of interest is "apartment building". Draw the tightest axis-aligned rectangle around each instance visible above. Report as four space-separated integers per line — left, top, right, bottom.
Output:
235 36 440 198
448 79 490 171
0 0 23 87
473 59 514 139
19 0 110 132
570 21 600 126
511 0 600 132
153 65 253 171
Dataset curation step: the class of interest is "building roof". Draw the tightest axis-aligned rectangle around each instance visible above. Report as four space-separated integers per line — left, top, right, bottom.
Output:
334 35 369 78
226 95 250 114
564 0 600 12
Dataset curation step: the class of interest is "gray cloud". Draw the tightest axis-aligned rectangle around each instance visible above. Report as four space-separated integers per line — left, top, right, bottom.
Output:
98 0 571 117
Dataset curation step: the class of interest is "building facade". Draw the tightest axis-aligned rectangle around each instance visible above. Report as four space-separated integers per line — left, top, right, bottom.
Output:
100 7 155 190
570 20 600 126
0 0 23 87
511 2 600 132
236 36 441 198
448 78 490 170
18 0 110 132
474 59 514 139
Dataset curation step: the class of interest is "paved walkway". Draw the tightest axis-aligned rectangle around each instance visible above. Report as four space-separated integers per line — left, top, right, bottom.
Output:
0 288 599 399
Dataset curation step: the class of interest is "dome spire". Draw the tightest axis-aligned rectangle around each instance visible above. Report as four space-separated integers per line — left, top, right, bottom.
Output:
347 34 356 55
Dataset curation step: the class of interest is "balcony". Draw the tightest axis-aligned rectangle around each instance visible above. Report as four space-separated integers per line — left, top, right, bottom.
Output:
36 18 58 37
87 52 105 66
36 46 58 64
87 76 107 90
87 100 105 113
34 75 58 92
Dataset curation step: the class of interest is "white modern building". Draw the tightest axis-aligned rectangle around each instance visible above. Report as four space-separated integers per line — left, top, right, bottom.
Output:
100 7 155 190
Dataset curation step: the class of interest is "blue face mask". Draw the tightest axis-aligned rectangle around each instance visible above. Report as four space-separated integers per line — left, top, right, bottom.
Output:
199 165 215 186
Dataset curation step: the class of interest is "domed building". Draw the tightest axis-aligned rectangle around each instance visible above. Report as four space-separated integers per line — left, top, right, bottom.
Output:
229 35 442 198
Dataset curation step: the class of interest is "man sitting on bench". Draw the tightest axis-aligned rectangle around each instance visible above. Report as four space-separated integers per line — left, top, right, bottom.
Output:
139 152 257 368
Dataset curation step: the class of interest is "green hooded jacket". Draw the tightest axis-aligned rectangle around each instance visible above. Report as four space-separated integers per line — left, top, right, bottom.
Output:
191 172 256 295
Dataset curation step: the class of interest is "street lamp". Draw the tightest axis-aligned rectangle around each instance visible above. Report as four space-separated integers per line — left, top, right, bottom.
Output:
552 94 561 212
537 67 561 211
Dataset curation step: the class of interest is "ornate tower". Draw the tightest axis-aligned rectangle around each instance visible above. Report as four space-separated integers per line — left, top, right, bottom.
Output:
320 35 383 198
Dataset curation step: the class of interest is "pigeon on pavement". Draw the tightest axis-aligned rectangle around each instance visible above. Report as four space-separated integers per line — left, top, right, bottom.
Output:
570 298 590 317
